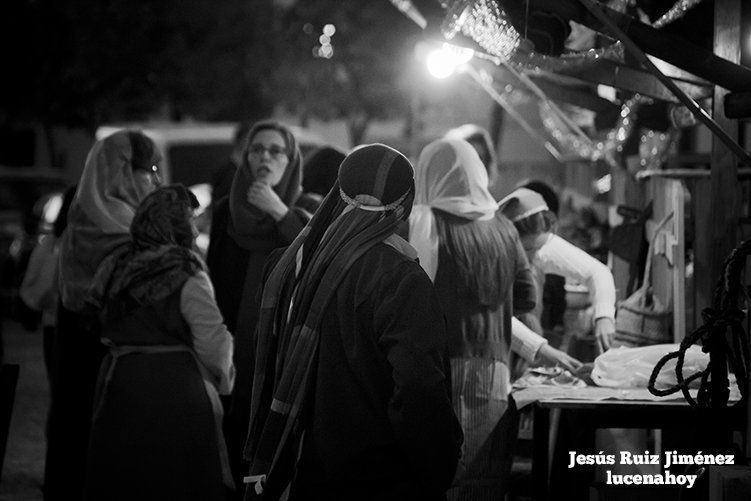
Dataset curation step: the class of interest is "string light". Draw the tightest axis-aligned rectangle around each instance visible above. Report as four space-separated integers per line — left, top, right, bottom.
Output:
652 0 704 29
539 95 649 167
313 23 336 59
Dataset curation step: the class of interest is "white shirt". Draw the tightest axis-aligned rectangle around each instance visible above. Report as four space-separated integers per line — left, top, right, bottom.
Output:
534 234 616 321
511 234 617 362
180 270 236 395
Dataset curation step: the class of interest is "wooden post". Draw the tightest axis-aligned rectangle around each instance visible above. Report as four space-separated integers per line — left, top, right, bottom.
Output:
705 0 741 413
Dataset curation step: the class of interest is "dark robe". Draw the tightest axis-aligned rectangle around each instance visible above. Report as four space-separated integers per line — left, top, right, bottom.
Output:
280 243 463 501
45 306 106 501
206 196 308 490
84 287 226 501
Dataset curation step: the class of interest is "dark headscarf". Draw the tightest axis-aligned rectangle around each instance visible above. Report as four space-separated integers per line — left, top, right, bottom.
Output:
302 146 346 197
243 144 416 497
88 185 205 314
227 120 303 249
59 130 161 311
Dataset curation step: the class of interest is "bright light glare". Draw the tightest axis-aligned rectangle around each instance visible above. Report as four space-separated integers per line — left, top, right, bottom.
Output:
323 24 336 37
426 43 474 79
319 45 334 59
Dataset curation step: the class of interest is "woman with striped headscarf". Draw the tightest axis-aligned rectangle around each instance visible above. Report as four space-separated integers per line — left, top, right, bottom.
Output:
243 144 462 500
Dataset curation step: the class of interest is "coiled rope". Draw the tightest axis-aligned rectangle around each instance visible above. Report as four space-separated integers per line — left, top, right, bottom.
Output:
647 239 751 407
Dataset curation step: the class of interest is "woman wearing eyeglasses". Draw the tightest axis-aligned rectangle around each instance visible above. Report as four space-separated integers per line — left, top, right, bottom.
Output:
206 120 311 495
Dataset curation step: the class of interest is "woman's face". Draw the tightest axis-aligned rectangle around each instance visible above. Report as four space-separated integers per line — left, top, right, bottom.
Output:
520 231 549 263
247 129 290 187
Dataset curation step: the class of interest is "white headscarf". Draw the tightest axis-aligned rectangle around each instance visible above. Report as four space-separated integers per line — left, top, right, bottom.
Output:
408 138 498 281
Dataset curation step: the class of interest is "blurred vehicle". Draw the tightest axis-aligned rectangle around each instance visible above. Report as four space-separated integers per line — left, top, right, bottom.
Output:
96 122 324 254
96 122 324 188
0 167 67 321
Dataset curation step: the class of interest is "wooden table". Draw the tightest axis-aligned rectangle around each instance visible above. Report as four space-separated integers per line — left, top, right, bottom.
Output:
527 392 745 500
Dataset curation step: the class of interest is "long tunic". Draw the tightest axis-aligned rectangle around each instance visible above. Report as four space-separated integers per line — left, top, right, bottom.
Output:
84 272 234 501
432 218 536 501
280 243 463 500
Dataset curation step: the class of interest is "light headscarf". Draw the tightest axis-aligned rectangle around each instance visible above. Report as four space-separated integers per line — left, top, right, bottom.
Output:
409 138 498 281
59 130 160 311
497 187 549 222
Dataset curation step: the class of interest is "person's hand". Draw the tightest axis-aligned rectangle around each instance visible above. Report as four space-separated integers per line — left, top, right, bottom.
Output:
247 181 289 221
594 317 615 355
535 344 583 373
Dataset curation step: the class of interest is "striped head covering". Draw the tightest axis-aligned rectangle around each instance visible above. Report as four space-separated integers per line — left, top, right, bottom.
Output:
243 144 415 499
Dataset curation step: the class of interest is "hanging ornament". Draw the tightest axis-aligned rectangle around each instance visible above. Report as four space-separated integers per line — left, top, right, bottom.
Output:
652 0 704 29
438 0 705 74
539 95 649 167
638 128 680 170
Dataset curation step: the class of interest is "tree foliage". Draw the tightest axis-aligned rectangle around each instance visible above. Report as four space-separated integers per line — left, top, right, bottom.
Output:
3 0 273 131
2 0 431 142
262 0 428 144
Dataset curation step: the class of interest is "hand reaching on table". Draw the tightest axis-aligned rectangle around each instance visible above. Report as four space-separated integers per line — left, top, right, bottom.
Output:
594 317 615 355
535 344 583 373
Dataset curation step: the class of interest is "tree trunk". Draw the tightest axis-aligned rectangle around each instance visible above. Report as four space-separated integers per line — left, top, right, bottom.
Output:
347 113 370 146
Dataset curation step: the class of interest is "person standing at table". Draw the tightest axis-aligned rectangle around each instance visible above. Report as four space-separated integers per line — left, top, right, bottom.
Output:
206 120 311 493
499 187 616 357
409 138 536 500
45 130 161 500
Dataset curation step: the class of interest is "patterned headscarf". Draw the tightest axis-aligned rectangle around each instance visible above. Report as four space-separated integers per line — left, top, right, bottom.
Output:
408 138 498 281
228 120 303 249
88 185 205 314
243 144 416 498
59 130 160 311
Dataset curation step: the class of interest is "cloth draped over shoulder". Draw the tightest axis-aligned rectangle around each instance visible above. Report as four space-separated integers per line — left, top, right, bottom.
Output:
243 144 416 498
59 130 159 311
87 185 205 313
84 185 234 492
228 121 305 250
408 138 498 281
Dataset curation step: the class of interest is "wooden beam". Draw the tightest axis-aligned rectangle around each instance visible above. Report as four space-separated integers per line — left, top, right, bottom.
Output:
502 0 751 91
705 0 741 410
576 0 751 167
541 58 712 103
724 91 751 118
526 76 620 117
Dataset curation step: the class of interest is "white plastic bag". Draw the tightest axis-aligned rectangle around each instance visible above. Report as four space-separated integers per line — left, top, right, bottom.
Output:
591 344 708 388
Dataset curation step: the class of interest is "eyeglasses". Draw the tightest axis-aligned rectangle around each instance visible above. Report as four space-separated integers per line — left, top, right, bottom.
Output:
248 144 287 159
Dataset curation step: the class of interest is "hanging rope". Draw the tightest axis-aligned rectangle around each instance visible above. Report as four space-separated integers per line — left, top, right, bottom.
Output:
647 239 751 407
